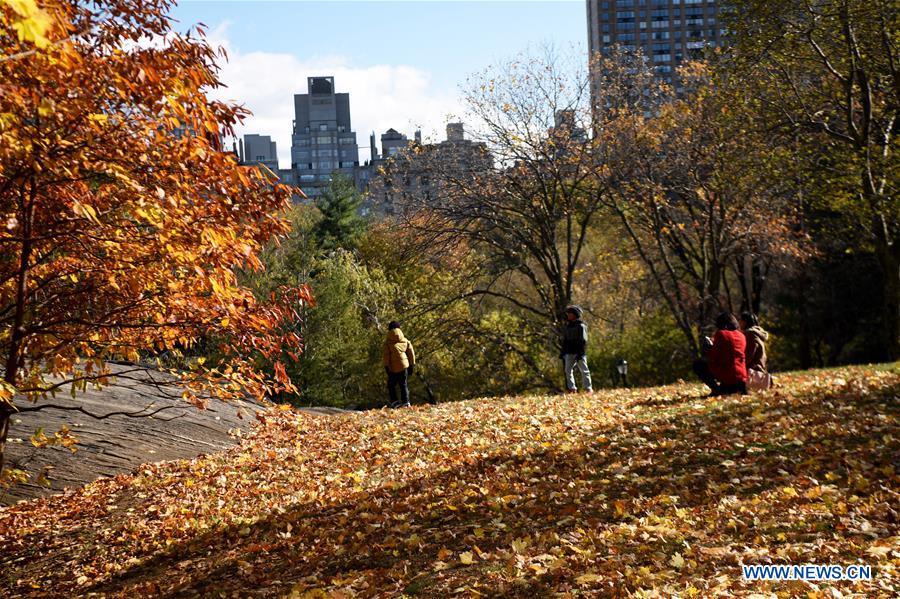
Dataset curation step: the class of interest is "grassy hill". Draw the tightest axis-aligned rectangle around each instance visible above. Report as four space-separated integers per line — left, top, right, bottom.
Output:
1 365 898 597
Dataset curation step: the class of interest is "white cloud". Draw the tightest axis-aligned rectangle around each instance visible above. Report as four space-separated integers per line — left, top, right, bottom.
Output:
204 23 462 169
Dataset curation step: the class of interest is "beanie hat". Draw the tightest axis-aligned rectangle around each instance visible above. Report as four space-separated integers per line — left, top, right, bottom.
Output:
565 305 583 318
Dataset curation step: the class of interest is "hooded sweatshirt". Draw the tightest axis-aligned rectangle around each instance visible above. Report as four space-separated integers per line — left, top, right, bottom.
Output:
744 325 769 372
382 328 416 374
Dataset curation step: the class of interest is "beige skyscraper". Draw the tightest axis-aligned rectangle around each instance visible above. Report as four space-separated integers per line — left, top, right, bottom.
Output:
586 0 724 82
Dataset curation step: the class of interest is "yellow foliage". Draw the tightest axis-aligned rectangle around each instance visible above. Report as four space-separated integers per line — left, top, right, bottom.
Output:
4 0 52 48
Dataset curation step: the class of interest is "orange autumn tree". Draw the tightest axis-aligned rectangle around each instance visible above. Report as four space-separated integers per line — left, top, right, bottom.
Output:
0 0 310 473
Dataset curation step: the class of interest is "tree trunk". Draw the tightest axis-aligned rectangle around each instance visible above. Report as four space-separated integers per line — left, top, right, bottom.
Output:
751 261 765 315
797 269 813 370
875 242 900 360
1 180 34 476
0 407 11 481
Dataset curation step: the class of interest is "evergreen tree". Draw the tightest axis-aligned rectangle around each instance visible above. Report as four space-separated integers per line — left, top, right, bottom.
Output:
313 175 366 252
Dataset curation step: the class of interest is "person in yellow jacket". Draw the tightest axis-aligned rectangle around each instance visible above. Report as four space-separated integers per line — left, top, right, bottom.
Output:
382 321 416 407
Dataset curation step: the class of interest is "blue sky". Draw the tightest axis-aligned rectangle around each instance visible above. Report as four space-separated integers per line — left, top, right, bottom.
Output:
169 1 586 165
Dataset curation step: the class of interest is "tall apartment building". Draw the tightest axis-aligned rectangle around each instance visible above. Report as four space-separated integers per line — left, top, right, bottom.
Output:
290 76 360 199
355 128 415 196
380 128 410 159
368 123 492 214
586 0 723 81
239 133 279 173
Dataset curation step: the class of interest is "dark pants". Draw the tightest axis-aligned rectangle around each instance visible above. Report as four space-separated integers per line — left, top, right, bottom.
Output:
387 370 409 407
693 360 747 396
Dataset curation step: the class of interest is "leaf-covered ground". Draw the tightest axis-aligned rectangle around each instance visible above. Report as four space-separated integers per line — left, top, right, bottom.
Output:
1 365 898 598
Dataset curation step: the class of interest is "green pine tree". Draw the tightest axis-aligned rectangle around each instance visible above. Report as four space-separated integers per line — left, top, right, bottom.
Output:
313 174 366 252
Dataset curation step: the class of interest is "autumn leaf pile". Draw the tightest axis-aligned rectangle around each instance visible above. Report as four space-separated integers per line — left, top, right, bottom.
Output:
1 366 898 597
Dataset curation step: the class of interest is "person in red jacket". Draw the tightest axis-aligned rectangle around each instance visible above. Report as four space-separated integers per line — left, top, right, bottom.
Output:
693 312 748 396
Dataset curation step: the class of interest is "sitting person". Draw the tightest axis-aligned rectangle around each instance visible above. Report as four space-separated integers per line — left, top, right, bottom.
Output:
693 311 748 396
740 311 772 391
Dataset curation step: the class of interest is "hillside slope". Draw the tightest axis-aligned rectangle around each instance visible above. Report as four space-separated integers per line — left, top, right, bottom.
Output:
1 366 898 597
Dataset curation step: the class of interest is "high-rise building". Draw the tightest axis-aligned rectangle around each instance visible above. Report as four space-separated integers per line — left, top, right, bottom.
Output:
586 0 723 82
290 76 360 199
368 123 492 214
355 128 415 197
553 110 588 142
239 134 279 173
380 128 409 158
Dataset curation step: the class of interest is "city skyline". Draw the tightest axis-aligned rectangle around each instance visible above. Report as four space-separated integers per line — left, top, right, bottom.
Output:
170 1 586 168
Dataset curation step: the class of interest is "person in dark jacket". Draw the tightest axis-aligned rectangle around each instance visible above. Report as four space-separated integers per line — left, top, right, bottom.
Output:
693 312 748 396
382 321 415 407
560 306 593 393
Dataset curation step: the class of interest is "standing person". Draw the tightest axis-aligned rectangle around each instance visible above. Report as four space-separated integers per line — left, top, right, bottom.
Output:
740 311 772 391
382 321 415 408
560 306 593 394
693 312 748 396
